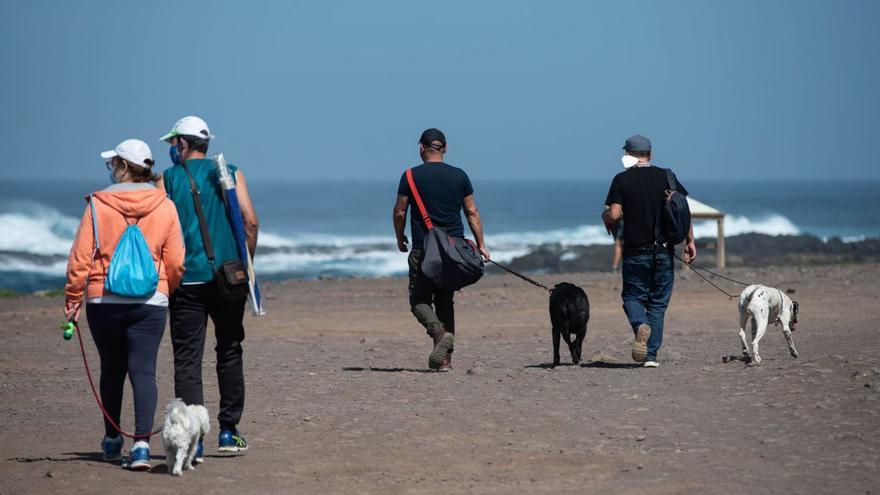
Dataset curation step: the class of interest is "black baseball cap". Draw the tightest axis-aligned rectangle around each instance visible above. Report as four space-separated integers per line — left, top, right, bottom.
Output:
623 134 652 152
419 128 447 150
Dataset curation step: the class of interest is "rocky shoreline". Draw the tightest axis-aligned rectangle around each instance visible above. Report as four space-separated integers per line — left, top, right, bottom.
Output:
494 233 880 274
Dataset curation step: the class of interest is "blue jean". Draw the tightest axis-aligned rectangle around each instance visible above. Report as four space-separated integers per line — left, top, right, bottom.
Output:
86 303 167 441
621 252 674 361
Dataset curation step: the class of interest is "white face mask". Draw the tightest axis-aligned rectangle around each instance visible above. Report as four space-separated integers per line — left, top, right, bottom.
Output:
621 154 640 169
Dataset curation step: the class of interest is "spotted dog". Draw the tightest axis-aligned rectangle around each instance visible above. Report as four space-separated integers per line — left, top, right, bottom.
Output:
737 284 799 364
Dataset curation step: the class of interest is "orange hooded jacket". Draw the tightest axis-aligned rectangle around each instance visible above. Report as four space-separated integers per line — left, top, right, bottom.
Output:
64 184 185 304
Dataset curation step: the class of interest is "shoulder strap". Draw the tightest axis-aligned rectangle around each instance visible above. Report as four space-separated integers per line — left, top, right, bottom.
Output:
181 163 216 269
665 168 677 193
405 168 433 230
89 196 101 253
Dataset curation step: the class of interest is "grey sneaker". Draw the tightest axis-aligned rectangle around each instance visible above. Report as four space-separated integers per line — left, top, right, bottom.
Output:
632 324 651 363
429 332 454 370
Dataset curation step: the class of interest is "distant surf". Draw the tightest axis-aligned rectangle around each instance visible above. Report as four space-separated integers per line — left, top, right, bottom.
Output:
0 202 833 290
1 179 877 292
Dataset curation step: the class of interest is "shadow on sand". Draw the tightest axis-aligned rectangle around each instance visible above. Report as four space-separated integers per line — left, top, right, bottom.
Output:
342 366 436 373
524 361 641 369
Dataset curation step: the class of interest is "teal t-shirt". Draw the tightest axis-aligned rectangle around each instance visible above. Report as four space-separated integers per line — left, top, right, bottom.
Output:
163 159 240 283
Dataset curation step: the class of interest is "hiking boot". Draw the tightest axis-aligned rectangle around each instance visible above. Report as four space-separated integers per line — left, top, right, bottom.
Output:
632 324 651 363
218 429 249 452
123 441 151 471
429 331 454 370
101 435 123 462
194 438 205 464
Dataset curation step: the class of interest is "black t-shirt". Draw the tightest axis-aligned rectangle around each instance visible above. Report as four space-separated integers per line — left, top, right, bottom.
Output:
398 162 474 249
605 166 688 250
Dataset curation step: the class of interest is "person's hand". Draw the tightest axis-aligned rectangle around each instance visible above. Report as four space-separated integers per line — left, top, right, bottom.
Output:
397 235 409 253
603 216 618 236
683 240 697 263
64 300 82 323
479 245 491 261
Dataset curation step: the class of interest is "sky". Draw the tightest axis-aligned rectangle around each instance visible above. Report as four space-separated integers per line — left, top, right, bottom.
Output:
1 0 878 182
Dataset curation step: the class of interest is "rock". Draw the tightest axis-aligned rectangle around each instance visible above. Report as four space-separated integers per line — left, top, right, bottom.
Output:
467 367 482 375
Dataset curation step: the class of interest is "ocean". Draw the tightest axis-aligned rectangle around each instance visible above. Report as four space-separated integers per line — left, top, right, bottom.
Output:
1 179 878 293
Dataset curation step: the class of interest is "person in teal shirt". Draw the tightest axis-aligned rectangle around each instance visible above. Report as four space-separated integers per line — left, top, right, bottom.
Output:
156 116 259 459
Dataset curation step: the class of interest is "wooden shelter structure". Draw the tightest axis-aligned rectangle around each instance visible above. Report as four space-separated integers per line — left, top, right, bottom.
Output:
686 197 726 268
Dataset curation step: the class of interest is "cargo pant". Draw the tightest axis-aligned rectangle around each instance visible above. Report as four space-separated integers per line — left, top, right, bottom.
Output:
408 249 455 343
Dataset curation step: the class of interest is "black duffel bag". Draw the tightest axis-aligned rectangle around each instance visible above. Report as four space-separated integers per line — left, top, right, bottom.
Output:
406 168 484 290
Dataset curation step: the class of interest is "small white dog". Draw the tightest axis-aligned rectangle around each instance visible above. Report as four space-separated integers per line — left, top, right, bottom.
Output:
737 284 800 364
162 399 210 476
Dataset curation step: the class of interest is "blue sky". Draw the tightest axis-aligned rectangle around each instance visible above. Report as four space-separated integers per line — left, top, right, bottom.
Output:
1 0 877 181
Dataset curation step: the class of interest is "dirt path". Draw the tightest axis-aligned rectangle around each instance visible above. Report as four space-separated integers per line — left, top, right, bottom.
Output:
2 264 878 494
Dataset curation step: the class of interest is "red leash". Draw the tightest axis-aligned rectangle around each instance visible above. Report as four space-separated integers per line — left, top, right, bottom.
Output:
71 321 162 440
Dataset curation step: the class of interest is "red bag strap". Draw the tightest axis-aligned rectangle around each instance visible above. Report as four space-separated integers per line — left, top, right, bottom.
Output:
405 168 433 230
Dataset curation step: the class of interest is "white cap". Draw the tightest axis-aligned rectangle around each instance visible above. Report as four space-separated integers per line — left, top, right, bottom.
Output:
100 139 154 168
160 115 213 142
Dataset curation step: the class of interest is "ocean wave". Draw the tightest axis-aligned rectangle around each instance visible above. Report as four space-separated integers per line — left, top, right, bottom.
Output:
693 213 800 238
0 202 80 256
0 203 840 281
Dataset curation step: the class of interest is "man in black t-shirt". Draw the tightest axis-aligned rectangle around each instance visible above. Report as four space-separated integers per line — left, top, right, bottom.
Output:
393 128 489 371
602 134 696 368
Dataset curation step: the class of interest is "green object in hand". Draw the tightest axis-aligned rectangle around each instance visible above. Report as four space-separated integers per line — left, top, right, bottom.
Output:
61 321 75 340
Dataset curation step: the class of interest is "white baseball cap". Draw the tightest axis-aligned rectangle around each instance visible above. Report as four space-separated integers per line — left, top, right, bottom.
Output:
100 139 154 168
160 115 214 142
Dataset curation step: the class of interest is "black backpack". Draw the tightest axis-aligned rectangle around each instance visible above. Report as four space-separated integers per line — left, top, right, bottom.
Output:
406 168 484 290
657 169 691 246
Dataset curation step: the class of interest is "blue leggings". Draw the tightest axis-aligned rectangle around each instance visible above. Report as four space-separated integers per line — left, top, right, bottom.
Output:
86 303 166 442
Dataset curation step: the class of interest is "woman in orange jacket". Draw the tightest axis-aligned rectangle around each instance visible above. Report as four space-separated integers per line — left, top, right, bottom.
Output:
64 139 185 471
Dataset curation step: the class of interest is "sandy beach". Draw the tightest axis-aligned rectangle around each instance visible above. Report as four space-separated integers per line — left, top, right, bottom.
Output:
1 262 878 494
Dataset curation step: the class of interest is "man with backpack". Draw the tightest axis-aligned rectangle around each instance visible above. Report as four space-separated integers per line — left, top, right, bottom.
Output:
393 128 489 371
156 116 260 457
602 134 696 368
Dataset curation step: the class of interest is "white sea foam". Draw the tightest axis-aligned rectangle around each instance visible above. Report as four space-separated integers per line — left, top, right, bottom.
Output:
0 203 856 280
0 204 80 256
693 214 800 238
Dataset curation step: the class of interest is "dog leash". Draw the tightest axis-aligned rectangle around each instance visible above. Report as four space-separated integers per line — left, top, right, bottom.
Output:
487 259 553 292
69 320 163 440
672 254 742 300
674 256 750 287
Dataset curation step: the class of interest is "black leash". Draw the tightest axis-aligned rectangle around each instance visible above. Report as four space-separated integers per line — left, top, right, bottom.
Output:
672 253 746 301
487 259 553 292
676 256 750 286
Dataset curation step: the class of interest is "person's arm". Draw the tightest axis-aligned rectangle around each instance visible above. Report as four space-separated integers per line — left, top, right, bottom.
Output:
63 204 93 322
393 194 409 252
234 170 260 256
163 203 186 294
603 203 623 235
675 176 696 262
683 224 697 263
463 194 490 260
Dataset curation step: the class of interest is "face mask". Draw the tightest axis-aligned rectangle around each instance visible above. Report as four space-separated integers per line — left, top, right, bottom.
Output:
621 154 640 169
169 145 181 166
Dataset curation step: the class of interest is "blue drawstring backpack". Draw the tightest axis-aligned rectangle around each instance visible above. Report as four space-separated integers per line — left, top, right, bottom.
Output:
90 197 159 298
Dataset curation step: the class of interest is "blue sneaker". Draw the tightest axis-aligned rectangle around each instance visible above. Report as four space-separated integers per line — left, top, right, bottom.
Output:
194 438 205 464
101 435 123 462
122 441 151 471
218 429 248 452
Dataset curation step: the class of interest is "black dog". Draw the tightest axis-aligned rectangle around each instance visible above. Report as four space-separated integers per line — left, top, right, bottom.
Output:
549 282 590 366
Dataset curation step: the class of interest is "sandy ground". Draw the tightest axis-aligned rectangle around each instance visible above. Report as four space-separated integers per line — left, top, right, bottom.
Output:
1 263 879 494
